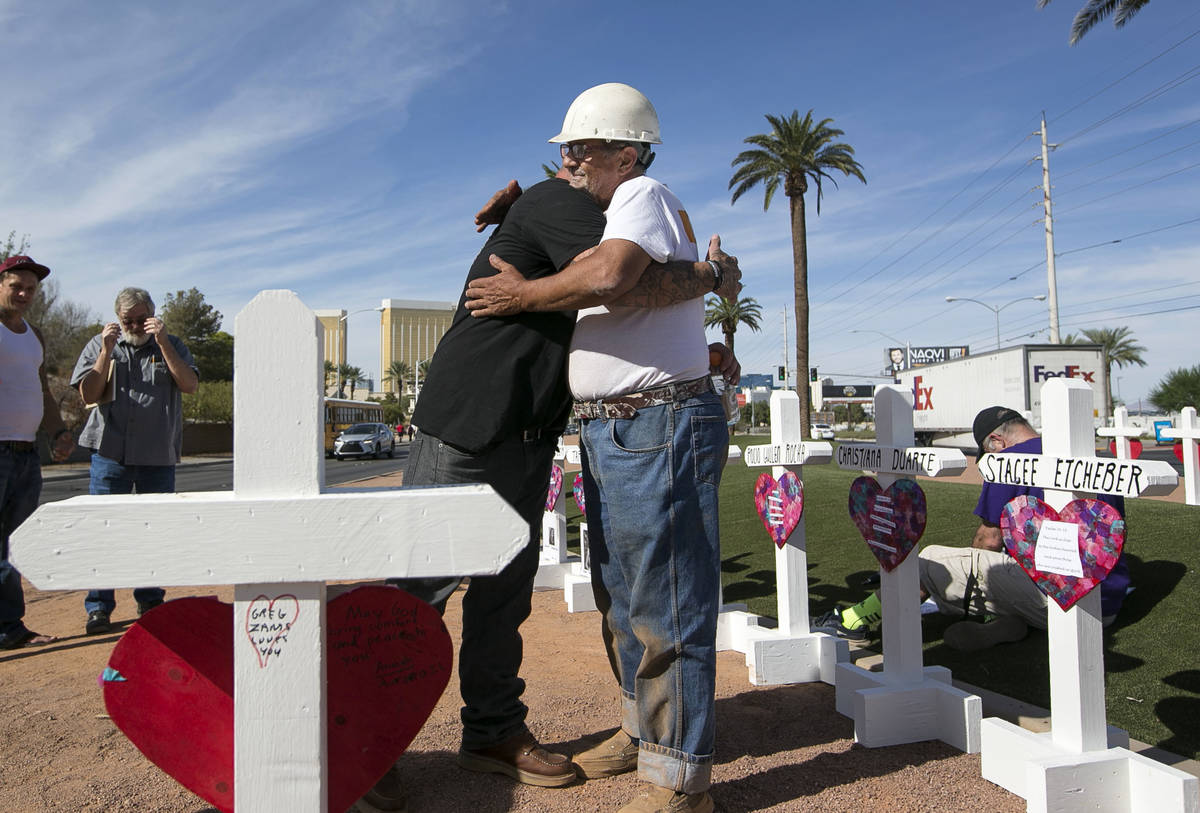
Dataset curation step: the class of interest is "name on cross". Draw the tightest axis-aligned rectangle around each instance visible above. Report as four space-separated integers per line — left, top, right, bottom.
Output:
978 452 1177 497
835 443 962 477
744 443 803 466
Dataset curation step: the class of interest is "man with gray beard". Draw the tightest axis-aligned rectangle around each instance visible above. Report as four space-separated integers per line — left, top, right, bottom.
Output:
71 287 198 635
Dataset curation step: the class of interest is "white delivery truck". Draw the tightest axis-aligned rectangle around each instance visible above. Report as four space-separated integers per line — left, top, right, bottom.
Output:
892 344 1108 446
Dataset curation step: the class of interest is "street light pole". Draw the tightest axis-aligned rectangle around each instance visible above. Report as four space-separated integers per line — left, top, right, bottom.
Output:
944 295 1047 351
334 306 384 398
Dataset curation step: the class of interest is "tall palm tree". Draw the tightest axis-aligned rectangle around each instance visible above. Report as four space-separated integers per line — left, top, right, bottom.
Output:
344 365 366 400
384 360 410 398
704 296 762 357
730 110 865 437
335 362 356 398
1037 0 1150 45
323 360 336 395
1078 326 1146 418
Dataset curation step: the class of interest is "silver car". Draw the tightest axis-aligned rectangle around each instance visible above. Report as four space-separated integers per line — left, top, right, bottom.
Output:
334 422 395 459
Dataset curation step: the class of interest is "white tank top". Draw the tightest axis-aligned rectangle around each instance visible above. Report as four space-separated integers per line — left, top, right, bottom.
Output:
0 319 44 441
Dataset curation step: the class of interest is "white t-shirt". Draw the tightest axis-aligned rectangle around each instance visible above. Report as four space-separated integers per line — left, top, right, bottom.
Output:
568 175 709 400
0 319 44 441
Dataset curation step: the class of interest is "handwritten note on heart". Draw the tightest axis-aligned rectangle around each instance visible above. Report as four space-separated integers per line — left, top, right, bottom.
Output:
1000 495 1125 611
848 477 927 571
245 594 298 668
103 586 452 813
754 471 804 548
573 473 586 515
545 464 564 512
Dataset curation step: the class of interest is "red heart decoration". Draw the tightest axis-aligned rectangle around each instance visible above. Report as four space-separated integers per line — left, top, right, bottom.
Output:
572 473 586 514
545 464 564 512
1108 439 1143 459
103 586 452 813
1000 496 1125 611
1174 442 1198 465
753 471 804 548
848 477 927 571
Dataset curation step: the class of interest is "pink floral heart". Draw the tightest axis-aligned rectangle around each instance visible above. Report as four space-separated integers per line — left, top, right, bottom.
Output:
1108 439 1143 459
1000 496 1125 611
848 477 927 572
754 471 804 549
545 464 564 512
572 473 586 514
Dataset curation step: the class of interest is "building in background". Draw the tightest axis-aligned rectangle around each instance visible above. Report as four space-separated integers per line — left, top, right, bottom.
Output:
381 299 456 392
314 309 347 368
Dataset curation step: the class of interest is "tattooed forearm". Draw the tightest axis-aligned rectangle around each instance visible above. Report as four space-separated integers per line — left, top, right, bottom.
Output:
610 260 712 308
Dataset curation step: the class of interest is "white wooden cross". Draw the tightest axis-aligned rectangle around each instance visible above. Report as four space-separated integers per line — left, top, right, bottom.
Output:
11 290 527 813
717 389 848 685
830 385 982 753
533 440 596 612
978 378 1196 812
1159 406 1200 506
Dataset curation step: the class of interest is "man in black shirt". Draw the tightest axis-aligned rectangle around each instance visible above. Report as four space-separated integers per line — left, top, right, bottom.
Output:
364 175 739 809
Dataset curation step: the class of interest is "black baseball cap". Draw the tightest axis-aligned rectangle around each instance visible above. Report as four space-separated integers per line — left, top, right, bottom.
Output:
973 406 1022 458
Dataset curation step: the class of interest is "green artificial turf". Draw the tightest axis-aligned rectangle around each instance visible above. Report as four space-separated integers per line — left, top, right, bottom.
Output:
565 439 1200 760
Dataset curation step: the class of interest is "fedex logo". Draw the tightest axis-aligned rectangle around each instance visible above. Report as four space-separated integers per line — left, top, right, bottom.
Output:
1033 365 1096 383
911 375 933 410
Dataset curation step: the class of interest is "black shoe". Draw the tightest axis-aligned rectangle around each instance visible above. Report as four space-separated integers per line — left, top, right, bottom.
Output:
85 610 111 635
812 608 868 642
136 598 164 616
362 762 408 811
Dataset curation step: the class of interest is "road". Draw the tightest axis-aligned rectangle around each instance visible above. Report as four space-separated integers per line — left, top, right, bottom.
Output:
38 449 410 505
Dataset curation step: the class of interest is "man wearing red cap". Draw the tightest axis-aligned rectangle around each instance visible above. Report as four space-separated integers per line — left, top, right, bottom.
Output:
0 255 75 650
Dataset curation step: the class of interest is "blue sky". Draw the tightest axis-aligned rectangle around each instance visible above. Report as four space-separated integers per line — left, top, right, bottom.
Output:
3 0 1197 407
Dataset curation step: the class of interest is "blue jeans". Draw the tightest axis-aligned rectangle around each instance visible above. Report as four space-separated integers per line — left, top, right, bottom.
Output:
391 429 557 750
0 447 42 646
84 453 173 615
578 392 727 794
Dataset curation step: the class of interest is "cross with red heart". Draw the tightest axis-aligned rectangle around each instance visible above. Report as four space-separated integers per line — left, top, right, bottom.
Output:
754 471 804 548
1000 495 1125 611
103 586 452 813
848 477 927 571
572 472 586 514
545 464 564 512
1108 439 1143 459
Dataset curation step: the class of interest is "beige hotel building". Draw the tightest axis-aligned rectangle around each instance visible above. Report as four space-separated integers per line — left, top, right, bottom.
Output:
315 300 454 395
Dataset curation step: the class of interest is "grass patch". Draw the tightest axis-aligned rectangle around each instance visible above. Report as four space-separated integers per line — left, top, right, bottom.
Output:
564 440 1200 760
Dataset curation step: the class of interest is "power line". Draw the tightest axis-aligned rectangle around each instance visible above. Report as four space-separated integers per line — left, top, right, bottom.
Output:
1054 216 1200 257
1056 158 1200 215
1056 135 1200 198
1056 117 1200 181
1058 63 1200 147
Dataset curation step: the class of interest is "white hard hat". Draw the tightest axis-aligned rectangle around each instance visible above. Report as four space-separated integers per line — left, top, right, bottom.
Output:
549 83 662 145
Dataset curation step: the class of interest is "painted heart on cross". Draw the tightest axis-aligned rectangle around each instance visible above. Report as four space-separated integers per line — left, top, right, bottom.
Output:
754 471 804 548
102 586 452 813
848 477 927 572
1174 441 1198 466
1108 439 1143 459
545 464 564 512
572 473 586 515
1000 495 1125 611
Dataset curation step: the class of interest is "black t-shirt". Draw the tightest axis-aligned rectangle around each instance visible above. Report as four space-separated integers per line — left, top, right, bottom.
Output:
413 179 605 452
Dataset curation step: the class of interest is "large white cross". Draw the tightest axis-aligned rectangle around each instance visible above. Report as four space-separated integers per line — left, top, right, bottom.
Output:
977 378 1196 812
1159 406 1200 506
718 389 848 685
12 291 527 813
830 385 982 753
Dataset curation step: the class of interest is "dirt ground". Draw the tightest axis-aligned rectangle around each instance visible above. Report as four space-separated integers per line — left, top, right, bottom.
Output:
1 573 1025 813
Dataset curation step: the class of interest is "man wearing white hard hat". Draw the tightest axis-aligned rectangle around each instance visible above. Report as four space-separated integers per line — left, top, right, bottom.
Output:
467 82 728 813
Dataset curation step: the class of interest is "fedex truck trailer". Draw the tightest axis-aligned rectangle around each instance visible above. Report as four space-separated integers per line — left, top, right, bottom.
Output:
892 344 1108 446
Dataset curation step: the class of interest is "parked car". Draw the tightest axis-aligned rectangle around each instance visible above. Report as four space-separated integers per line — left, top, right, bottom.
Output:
333 422 395 459
811 423 836 440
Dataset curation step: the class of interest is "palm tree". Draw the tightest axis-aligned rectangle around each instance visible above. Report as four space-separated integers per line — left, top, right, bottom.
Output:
704 296 762 357
384 360 410 398
1077 326 1146 418
344 365 366 400
1037 0 1150 45
541 162 560 179
730 110 865 437
335 362 356 398
323 360 336 395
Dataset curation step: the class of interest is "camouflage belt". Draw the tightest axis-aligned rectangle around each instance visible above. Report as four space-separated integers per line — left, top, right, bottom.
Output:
572 376 714 420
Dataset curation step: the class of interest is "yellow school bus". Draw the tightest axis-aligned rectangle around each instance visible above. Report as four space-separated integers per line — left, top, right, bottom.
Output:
324 398 385 456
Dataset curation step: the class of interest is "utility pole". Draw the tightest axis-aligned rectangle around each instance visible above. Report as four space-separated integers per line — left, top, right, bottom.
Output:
781 307 790 390
1039 113 1062 343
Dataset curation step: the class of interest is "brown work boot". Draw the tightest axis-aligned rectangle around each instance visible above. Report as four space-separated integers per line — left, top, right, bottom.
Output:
575 729 639 779
457 730 577 787
617 784 714 813
360 762 407 811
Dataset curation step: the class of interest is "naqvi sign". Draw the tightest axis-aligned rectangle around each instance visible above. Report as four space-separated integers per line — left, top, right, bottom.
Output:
978 453 1178 498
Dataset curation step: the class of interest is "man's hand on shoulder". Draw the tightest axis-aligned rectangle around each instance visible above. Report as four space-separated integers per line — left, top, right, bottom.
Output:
474 180 522 233
707 235 742 301
465 255 527 317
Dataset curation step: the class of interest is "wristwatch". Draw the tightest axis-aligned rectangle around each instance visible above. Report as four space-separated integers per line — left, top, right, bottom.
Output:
707 260 722 293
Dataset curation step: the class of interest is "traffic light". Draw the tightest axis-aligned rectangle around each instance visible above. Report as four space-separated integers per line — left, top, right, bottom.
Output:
810 367 819 382
777 365 785 380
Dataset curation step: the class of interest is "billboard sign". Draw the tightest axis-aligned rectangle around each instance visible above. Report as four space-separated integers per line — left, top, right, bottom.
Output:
887 345 969 373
